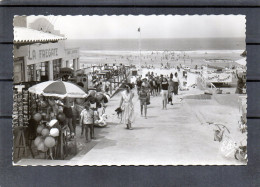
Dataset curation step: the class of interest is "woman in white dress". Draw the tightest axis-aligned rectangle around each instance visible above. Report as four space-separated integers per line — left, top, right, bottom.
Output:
119 83 135 129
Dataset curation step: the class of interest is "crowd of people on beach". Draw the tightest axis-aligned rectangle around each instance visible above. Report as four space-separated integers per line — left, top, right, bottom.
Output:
84 50 193 70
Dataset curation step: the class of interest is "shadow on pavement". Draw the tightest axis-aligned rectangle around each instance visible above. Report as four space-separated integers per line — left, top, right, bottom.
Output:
146 115 158 118
132 126 154 130
94 138 117 149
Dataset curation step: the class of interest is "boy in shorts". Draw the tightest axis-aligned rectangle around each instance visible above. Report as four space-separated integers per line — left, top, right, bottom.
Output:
80 102 94 142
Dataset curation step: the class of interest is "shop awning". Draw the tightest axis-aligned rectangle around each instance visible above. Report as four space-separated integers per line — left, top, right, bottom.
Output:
60 67 73 75
14 27 66 43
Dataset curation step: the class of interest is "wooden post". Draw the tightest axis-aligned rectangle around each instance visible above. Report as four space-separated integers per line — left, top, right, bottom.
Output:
60 131 64 160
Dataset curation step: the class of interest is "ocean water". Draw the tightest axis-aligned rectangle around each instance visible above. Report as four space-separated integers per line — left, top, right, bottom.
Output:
65 38 245 51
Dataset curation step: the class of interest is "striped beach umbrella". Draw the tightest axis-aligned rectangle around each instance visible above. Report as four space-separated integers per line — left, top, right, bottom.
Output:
28 81 88 98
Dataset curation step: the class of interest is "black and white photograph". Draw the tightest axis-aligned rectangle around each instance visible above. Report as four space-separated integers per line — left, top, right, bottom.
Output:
13 15 247 166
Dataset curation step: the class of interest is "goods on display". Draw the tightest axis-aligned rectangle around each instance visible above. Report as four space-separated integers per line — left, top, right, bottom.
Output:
13 90 29 127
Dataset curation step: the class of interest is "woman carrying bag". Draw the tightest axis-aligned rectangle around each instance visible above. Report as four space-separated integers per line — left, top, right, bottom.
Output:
118 83 135 130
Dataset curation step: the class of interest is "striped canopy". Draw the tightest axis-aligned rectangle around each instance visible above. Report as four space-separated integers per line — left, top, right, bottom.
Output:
28 81 88 98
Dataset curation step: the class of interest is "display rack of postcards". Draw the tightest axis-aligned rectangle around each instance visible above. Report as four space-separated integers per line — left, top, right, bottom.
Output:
12 89 29 127
29 93 39 117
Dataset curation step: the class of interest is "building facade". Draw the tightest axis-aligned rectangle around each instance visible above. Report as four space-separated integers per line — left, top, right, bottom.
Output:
13 16 80 84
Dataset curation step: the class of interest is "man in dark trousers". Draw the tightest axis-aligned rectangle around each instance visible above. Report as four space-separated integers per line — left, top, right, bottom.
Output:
136 77 143 94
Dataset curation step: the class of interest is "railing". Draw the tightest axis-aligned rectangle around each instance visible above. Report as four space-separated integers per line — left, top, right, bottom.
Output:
210 82 217 91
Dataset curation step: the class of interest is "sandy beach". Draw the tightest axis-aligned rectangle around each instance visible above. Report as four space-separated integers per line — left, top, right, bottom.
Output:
79 50 244 69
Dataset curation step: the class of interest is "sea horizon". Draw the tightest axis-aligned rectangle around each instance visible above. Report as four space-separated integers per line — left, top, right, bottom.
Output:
65 37 245 51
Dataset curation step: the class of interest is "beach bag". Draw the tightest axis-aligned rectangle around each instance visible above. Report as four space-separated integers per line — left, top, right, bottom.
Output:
115 107 123 114
146 97 150 105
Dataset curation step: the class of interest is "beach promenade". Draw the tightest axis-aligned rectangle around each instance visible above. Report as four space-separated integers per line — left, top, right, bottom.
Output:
16 87 244 166
66 88 243 166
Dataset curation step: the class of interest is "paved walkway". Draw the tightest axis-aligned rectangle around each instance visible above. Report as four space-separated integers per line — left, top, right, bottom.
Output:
17 88 244 166
66 88 243 165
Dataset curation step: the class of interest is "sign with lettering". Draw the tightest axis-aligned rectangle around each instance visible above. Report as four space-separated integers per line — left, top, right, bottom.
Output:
14 85 25 92
206 73 232 83
27 43 64 65
65 48 79 59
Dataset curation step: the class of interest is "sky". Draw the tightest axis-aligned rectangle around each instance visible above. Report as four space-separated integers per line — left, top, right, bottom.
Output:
27 15 246 39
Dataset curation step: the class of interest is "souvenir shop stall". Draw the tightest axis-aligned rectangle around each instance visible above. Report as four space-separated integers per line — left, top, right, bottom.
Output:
13 81 88 161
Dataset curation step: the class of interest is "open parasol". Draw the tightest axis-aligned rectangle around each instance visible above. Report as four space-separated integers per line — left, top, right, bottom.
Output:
28 81 88 98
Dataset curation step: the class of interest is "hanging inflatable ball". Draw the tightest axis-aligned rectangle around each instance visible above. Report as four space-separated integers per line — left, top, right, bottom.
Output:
41 128 50 137
36 125 44 134
37 142 48 152
48 119 58 128
103 94 110 103
34 136 43 147
50 128 59 137
44 136 56 148
41 101 48 108
58 108 64 113
33 113 42 122
57 113 66 122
